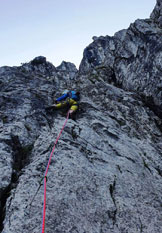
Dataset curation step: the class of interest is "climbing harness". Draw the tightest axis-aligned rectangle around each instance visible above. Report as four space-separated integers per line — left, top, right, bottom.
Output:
41 111 70 233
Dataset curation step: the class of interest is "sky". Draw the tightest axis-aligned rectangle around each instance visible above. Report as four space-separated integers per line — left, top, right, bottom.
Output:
0 0 156 68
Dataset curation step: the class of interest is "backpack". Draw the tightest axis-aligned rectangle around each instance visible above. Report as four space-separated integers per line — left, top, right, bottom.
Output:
62 90 79 101
67 90 79 101
62 90 69 95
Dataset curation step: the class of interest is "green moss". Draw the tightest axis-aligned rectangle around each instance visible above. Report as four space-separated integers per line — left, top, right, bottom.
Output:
88 73 101 84
95 65 107 70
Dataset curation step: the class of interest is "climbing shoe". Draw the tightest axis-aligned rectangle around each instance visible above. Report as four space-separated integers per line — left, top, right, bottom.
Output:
45 105 57 111
45 106 53 111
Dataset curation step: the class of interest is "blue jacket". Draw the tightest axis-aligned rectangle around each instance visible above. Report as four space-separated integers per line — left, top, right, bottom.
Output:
56 91 79 102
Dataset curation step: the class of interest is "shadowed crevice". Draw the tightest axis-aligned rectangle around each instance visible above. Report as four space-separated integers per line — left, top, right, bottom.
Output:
0 135 33 232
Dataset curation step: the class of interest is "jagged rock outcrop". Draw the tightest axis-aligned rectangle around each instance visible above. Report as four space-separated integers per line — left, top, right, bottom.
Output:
150 0 162 27
0 1 162 233
56 61 78 80
79 1 162 118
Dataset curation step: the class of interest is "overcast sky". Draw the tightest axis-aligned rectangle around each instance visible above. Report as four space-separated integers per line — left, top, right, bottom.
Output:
0 0 156 68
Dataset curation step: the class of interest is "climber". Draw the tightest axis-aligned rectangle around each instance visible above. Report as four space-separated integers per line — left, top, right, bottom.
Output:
45 90 80 118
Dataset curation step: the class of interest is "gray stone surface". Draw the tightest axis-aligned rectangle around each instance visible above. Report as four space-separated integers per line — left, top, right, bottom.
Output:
0 1 162 233
79 1 162 118
150 0 162 27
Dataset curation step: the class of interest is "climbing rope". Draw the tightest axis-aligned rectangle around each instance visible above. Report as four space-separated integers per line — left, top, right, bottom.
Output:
41 111 70 233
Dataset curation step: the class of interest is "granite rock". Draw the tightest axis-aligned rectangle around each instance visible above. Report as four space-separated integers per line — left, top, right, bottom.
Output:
0 1 162 233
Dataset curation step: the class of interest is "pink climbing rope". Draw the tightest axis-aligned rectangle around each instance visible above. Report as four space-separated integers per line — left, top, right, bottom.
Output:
41 111 70 233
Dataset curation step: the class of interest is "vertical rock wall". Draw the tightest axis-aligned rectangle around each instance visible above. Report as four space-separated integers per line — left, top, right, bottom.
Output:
0 1 162 233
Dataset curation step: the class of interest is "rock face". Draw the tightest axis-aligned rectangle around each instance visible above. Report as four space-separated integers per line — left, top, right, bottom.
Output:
0 1 162 233
79 2 162 118
150 0 162 27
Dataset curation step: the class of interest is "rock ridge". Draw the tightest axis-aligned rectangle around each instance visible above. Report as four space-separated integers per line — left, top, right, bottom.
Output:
0 1 162 233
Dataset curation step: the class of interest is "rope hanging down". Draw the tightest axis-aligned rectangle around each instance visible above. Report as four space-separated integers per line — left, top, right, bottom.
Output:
41 111 70 233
